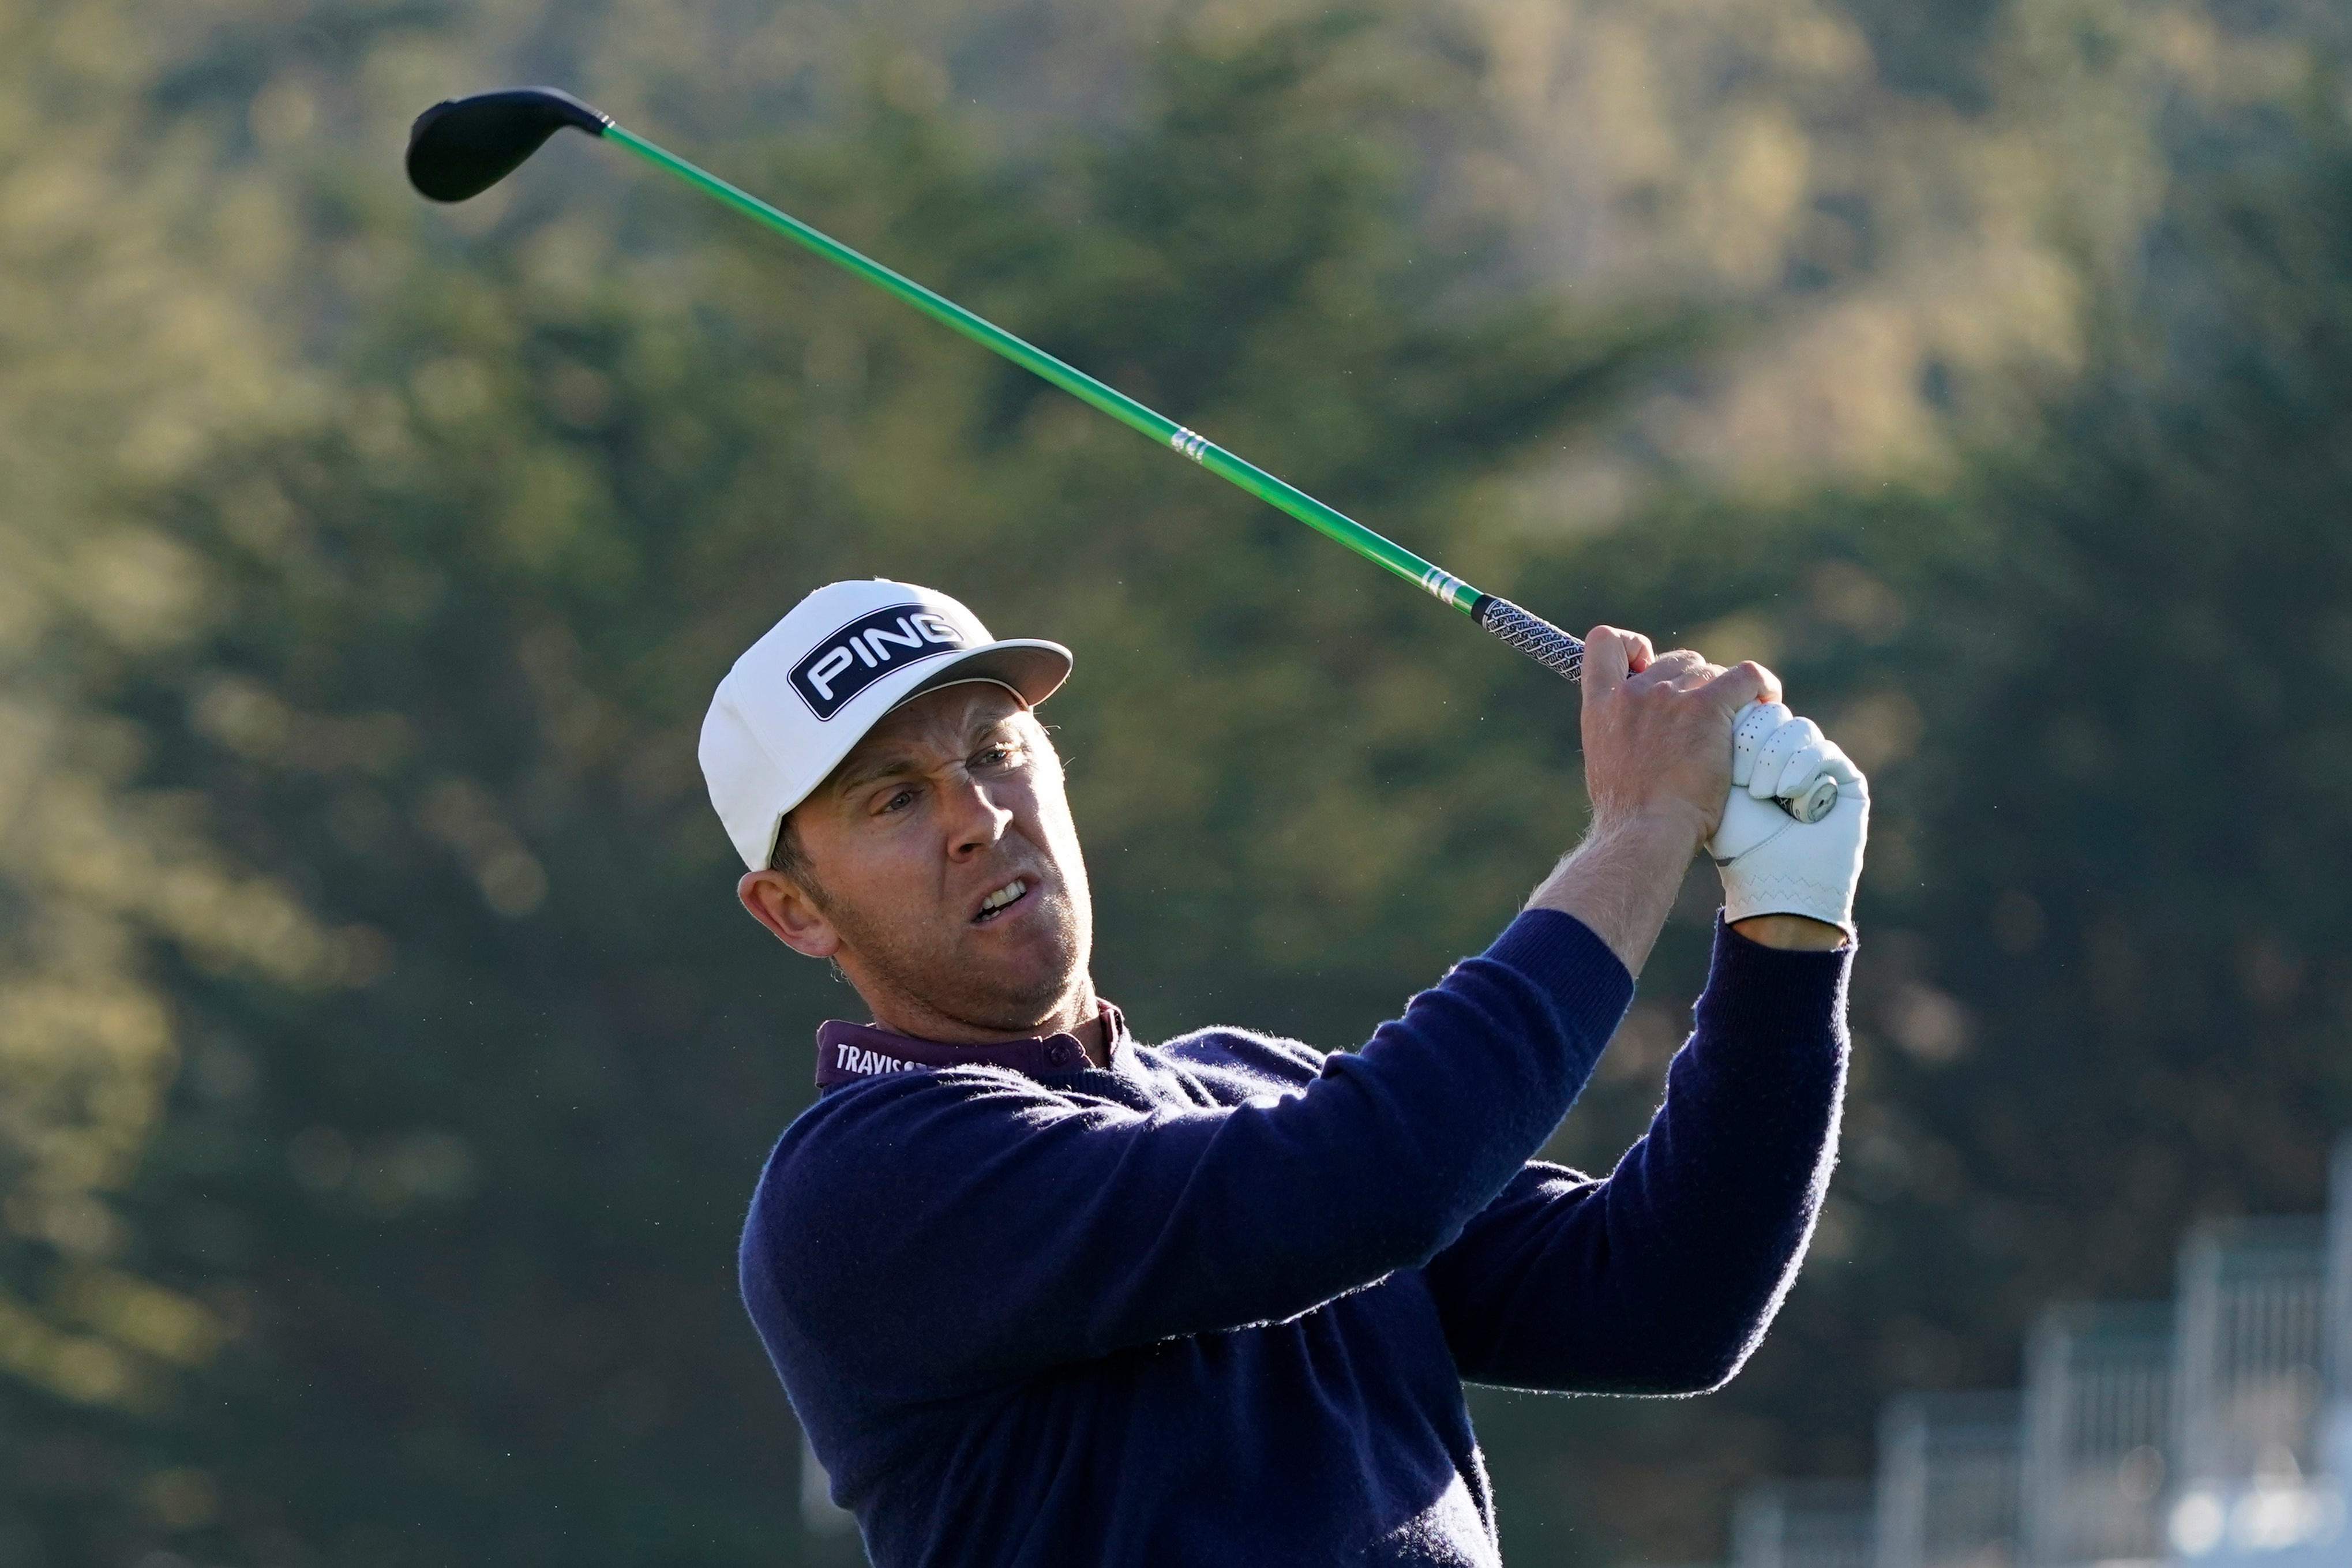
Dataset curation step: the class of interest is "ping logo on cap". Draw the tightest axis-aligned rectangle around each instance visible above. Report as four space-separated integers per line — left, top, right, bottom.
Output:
790 603 969 719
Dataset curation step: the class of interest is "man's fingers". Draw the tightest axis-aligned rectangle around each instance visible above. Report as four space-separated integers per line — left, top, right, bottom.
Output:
1750 715 1824 800
1798 739 1865 799
1775 736 1866 802
1729 701 1761 789
1730 701 1791 788
1642 648 1712 687
1582 627 1632 691
1775 741 1833 801
1581 626 1640 693
1701 660 1780 715
1818 747 1865 797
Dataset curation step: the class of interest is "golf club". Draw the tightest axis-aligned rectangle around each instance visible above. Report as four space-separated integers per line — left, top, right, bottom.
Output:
405 87 1840 824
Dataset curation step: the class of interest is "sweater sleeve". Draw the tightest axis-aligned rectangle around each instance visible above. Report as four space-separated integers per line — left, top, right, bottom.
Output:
741 910 1631 1404
1421 918 1851 1394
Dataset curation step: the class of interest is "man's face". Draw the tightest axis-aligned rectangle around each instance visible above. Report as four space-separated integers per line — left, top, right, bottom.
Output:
738 682 1093 1038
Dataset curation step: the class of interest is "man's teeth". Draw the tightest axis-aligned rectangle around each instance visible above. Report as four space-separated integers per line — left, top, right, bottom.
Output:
980 879 1027 915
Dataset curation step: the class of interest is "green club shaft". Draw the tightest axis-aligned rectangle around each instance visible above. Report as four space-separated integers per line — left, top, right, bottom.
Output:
605 123 1485 616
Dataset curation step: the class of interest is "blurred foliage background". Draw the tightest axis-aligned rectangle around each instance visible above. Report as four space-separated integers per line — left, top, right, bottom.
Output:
6 0 2352 1562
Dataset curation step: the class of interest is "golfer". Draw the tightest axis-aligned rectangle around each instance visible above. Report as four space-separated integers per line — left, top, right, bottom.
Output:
703 579 1866 1567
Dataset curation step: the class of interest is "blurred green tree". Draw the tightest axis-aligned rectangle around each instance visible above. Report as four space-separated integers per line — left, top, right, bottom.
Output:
2 14 1691 1564
14 0 2352 1563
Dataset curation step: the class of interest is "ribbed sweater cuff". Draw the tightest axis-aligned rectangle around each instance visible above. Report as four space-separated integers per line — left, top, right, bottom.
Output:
1693 915 1853 1058
1485 908 1637 1045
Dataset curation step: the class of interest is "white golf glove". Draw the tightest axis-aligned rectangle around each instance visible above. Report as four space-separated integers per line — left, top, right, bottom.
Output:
1706 702 1869 935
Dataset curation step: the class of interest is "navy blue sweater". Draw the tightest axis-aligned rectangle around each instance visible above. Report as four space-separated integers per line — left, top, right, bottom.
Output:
739 911 1851 1566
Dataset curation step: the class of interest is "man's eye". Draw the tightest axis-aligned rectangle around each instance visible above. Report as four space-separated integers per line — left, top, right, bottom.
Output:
975 745 1014 768
880 789 917 814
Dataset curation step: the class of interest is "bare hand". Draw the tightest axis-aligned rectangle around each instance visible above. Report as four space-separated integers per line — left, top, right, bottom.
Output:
1524 627 1784 974
1578 626 1780 856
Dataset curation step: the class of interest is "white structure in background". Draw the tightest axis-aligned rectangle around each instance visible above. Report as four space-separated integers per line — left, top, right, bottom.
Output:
2166 1213 2342 1566
2020 1301 2173 1567
1703 1134 2352 1568
2314 1142 2352 1486
2327 1137 2352 1486
1734 1480 1877 1568
1877 1392 2022 1568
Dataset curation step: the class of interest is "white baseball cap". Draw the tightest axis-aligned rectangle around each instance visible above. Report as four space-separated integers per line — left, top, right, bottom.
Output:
700 579 1072 870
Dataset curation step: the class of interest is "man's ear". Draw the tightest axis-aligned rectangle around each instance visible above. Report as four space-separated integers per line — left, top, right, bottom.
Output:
738 869 841 959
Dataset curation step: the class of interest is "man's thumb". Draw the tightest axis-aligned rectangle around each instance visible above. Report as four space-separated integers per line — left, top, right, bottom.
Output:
1583 627 1633 692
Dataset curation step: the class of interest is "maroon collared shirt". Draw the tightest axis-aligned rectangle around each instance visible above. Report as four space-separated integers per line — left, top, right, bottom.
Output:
812 1001 1131 1089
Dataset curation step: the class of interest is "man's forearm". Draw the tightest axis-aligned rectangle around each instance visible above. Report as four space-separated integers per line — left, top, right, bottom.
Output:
1525 807 1703 977
1527 817 1851 976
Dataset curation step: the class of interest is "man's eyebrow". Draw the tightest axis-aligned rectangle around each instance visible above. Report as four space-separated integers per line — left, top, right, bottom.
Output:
826 707 1029 799
967 711 1026 748
828 749 926 797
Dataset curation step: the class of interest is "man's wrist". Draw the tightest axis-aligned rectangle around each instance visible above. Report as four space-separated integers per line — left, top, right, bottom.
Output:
1588 800 1709 861
1525 806 1704 976
1728 913 1850 951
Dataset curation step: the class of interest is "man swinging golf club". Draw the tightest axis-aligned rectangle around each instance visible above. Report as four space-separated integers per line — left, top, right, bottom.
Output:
706 579 1866 1567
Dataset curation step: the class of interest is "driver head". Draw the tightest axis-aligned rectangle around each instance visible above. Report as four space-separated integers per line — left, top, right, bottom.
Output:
406 87 611 202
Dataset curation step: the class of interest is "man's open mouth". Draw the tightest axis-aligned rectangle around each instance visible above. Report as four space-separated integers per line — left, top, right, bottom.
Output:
973 878 1030 924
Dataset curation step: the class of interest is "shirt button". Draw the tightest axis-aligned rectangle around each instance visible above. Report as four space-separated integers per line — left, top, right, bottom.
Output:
1045 1041 1074 1067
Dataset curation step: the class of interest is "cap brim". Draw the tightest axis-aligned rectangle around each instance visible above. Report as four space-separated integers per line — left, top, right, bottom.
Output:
892 638 1071 715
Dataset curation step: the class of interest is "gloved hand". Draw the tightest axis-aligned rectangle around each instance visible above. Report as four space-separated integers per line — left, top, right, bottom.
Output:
1707 702 1869 935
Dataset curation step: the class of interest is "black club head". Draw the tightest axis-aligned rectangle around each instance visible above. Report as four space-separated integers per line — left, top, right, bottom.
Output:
406 87 611 202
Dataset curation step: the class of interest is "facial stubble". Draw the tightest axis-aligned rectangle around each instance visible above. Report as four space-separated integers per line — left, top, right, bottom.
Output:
793 743 1097 1035
826 877 1087 1034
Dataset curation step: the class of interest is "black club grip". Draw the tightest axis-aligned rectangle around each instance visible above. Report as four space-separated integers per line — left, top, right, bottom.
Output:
1474 595 1584 681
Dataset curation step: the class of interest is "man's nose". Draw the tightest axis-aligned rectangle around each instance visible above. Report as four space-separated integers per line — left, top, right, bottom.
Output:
942 774 1014 858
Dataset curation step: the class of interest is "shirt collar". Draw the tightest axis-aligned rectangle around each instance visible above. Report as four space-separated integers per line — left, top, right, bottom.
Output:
813 1000 1131 1089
